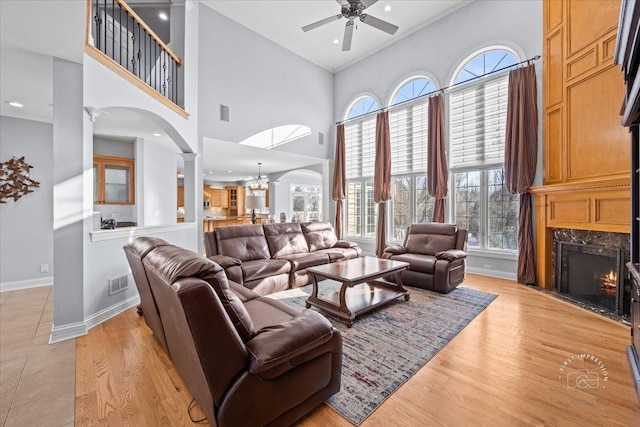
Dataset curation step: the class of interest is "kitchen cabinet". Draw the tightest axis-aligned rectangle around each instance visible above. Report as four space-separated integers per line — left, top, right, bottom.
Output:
177 185 184 208
94 155 134 205
211 188 228 207
203 184 211 204
226 186 245 217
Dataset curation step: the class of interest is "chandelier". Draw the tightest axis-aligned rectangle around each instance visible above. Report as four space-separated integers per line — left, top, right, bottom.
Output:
249 162 268 190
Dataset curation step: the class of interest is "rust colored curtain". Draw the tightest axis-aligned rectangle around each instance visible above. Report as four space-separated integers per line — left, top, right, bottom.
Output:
332 124 346 239
505 64 538 285
427 93 448 223
374 111 392 257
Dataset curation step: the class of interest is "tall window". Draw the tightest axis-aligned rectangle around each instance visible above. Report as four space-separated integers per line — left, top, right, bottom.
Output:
345 96 379 238
388 77 436 242
450 48 519 252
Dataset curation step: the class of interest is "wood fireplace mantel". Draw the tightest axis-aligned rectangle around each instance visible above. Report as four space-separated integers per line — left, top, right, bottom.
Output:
530 176 630 288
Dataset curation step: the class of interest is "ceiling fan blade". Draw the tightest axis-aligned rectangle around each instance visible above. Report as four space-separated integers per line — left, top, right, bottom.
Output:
302 14 342 32
336 0 349 6
360 13 399 35
361 0 379 8
342 20 355 52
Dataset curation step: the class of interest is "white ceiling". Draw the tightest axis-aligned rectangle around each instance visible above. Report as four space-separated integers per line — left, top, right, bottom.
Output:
92 110 325 183
0 0 85 121
203 137 324 182
202 0 472 72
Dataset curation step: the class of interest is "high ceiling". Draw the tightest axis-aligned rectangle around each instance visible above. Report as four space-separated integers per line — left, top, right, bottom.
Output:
0 0 471 181
203 0 471 72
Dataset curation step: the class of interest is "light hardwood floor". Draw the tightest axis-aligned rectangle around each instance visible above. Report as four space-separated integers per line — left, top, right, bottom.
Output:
75 274 640 426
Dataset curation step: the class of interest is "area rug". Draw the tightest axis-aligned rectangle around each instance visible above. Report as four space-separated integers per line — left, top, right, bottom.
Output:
268 283 496 425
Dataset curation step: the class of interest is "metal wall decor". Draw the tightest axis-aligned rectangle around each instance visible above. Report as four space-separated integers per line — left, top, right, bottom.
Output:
0 156 40 203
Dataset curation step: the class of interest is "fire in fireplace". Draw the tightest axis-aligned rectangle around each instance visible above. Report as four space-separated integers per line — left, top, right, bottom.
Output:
556 242 624 315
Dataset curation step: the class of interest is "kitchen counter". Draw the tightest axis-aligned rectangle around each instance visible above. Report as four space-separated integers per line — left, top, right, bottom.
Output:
203 217 263 232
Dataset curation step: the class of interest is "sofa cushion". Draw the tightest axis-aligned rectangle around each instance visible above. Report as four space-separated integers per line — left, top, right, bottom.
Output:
144 245 256 342
241 258 291 282
315 247 361 262
388 253 437 274
243 297 299 331
215 225 270 262
405 223 457 256
279 252 329 271
263 223 309 257
301 222 338 252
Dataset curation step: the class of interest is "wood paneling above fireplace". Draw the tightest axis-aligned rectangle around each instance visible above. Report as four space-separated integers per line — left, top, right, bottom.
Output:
535 0 630 288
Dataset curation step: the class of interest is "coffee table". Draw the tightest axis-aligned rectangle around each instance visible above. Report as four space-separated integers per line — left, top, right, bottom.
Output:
305 256 410 327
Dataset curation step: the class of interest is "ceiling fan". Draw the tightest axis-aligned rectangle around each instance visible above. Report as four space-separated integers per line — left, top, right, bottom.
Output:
302 0 399 52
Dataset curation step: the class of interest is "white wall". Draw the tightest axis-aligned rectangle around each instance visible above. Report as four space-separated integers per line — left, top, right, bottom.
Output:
197 6 334 160
0 116 54 290
332 0 543 278
136 139 179 225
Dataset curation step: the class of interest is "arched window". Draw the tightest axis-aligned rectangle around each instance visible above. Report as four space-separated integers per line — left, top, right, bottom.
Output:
344 96 379 238
387 76 437 241
453 49 518 85
346 96 379 120
449 47 520 252
391 77 436 106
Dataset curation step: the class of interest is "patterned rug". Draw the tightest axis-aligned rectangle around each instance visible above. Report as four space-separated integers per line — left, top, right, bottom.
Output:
269 282 496 425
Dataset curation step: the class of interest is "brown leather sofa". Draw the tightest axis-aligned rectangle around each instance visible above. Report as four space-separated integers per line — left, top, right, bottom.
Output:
123 237 342 427
204 222 361 295
123 236 171 354
381 223 468 294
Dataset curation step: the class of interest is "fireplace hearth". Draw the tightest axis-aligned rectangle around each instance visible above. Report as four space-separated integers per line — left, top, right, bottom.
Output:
556 242 624 314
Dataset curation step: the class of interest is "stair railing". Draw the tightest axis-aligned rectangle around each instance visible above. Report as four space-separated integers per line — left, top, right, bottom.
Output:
88 0 182 110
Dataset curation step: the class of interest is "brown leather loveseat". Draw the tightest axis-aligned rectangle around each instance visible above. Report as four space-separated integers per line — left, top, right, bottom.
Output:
123 237 342 426
381 223 468 294
204 222 361 295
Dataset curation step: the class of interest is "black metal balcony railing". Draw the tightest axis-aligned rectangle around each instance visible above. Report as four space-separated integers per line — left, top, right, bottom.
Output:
91 0 181 105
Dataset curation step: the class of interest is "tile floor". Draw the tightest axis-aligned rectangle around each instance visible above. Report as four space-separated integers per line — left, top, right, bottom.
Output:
0 286 75 427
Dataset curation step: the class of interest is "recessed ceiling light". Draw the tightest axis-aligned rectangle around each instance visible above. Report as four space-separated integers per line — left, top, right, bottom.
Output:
333 39 340 45
228 170 232 173
152 132 161 137
158 12 168 21
6 101 24 108
384 5 392 12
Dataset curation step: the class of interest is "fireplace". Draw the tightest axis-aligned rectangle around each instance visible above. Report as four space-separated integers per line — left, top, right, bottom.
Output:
556 241 624 315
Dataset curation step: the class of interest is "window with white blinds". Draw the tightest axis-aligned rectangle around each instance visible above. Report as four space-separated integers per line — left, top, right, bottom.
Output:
449 47 519 254
449 74 509 168
345 96 379 239
388 99 428 174
345 117 377 179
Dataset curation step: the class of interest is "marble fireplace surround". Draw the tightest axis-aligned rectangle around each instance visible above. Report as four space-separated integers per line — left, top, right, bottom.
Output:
552 228 630 316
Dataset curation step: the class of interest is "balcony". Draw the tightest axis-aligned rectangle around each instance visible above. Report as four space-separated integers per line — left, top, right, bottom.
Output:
85 0 186 118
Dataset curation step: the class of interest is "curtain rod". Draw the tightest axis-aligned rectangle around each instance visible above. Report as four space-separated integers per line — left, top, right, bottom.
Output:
335 54 541 126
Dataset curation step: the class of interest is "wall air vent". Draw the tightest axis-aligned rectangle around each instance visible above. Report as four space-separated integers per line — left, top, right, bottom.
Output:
108 275 129 296
220 104 230 122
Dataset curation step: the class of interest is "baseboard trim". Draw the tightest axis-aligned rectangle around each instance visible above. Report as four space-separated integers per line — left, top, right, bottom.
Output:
467 267 517 281
85 294 141 330
49 294 140 343
1 276 53 292
49 321 87 344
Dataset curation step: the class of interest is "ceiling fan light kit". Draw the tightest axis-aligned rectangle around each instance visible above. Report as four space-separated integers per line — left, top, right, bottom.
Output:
302 0 399 52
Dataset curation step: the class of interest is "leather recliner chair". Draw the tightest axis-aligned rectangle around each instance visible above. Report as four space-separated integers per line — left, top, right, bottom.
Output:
381 223 468 294
127 237 342 426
